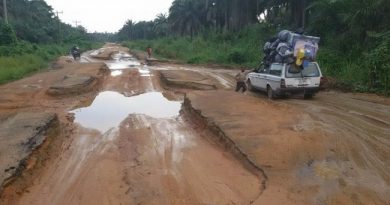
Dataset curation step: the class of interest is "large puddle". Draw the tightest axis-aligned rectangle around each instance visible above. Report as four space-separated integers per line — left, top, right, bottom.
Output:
70 91 181 133
106 52 141 72
105 52 151 77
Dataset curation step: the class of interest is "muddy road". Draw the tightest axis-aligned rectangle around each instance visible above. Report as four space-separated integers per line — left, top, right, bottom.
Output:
0 46 263 205
0 44 389 204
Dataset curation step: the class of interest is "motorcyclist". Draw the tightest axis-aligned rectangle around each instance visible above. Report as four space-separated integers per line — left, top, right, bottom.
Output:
70 46 80 60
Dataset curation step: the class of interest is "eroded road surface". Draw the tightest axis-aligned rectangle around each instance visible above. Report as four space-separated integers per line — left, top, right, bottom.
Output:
1 46 263 205
0 44 389 205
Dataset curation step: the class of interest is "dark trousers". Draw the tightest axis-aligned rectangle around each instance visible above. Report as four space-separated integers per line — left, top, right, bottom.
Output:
235 82 247 92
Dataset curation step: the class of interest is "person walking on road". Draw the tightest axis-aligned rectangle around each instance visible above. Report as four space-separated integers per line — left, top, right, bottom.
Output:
147 46 152 59
235 68 247 93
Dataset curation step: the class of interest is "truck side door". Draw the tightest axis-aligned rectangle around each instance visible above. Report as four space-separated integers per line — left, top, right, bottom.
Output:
266 64 283 90
255 67 269 91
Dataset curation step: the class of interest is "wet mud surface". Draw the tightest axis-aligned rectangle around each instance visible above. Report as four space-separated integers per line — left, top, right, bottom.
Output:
160 70 217 90
185 90 389 204
0 112 57 189
0 45 264 205
0 44 389 205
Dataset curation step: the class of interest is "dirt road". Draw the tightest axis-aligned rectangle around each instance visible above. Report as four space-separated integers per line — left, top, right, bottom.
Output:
0 45 388 204
0 45 263 205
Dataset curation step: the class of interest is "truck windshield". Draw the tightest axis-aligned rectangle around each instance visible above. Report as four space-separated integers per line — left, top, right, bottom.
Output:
285 63 320 78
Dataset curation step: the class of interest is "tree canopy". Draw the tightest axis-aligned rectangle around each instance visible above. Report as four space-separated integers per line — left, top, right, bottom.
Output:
0 0 95 44
116 0 390 46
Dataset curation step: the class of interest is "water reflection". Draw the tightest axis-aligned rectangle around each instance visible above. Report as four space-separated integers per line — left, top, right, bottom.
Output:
111 70 123 77
106 52 141 70
139 65 151 77
106 61 141 70
70 91 181 133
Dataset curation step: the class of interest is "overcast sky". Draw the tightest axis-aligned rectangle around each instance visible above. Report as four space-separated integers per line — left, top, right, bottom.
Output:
44 0 174 33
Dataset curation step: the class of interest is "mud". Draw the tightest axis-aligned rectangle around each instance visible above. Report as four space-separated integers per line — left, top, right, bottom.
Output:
47 74 97 96
160 70 217 90
1 44 388 205
0 112 57 189
184 90 389 204
157 64 236 91
0 55 109 204
50 56 75 69
0 45 265 205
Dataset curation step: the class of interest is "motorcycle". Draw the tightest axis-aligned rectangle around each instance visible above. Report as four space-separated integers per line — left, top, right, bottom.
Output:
71 47 81 60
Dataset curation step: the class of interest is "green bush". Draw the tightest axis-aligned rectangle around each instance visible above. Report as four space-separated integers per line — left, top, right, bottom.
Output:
365 32 390 95
0 23 17 46
187 56 203 64
228 49 247 64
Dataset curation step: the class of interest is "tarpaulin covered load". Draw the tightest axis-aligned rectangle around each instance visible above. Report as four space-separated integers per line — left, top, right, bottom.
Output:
288 34 320 60
262 30 320 67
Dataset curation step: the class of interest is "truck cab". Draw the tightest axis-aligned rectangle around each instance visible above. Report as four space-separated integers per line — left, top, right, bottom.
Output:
246 62 322 99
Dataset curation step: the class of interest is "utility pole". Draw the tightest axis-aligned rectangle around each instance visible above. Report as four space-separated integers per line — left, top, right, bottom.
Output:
55 10 63 43
73 20 81 27
3 0 8 23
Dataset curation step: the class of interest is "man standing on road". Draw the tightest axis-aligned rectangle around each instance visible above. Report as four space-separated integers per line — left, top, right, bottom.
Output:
235 68 247 93
147 46 152 59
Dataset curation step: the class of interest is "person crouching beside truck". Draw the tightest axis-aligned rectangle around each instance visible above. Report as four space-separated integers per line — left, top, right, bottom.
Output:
235 68 247 93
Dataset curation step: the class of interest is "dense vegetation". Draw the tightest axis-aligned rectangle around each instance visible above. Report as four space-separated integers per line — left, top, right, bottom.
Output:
0 0 102 83
118 0 389 95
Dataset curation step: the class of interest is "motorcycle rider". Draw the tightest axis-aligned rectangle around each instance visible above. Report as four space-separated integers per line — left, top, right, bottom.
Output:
70 45 80 60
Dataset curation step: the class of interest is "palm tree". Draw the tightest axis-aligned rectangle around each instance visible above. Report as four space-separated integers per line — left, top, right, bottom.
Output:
168 0 204 39
117 20 135 40
153 13 169 37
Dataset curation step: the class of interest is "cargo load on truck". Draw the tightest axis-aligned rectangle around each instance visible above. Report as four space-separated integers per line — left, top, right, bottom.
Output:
262 30 320 70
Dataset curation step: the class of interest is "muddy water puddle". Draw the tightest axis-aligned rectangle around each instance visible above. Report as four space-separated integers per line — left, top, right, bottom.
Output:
110 70 123 77
70 91 181 133
105 52 153 78
106 52 141 75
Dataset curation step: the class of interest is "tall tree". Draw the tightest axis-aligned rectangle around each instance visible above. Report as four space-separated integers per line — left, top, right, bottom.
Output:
153 13 169 37
169 0 204 39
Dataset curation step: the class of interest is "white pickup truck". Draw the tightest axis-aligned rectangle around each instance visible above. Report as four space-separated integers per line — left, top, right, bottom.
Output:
246 62 323 99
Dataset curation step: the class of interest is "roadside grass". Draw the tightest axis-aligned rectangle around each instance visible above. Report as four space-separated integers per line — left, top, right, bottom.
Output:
0 55 46 83
0 41 102 84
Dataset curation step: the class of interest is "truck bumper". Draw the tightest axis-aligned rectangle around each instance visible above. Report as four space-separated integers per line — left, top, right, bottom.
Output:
276 87 320 96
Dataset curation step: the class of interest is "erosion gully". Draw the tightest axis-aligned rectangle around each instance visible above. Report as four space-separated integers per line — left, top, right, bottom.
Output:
12 52 263 205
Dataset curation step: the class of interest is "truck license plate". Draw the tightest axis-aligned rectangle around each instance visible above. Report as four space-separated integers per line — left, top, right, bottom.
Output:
298 79 308 86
